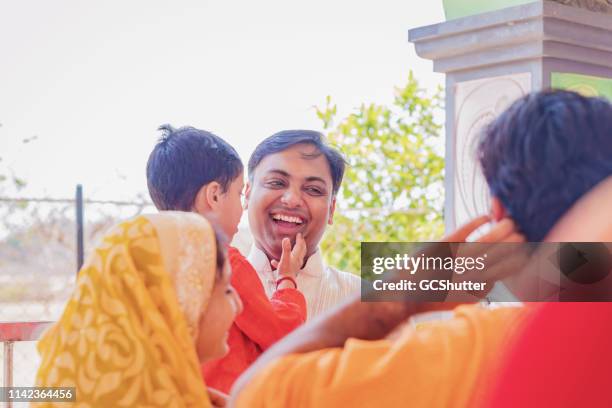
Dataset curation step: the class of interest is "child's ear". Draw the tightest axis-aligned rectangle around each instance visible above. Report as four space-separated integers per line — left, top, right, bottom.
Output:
244 182 251 210
193 184 210 215
206 182 223 210
193 183 221 215
327 197 337 225
490 196 507 222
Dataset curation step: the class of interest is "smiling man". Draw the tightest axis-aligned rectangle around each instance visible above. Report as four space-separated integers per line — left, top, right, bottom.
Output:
246 130 360 319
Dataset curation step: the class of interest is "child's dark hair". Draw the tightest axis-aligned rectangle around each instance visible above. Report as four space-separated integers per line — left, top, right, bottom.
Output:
478 90 612 241
247 130 347 196
147 124 243 211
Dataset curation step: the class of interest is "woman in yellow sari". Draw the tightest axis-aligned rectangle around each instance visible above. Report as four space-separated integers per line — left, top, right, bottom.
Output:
34 212 242 407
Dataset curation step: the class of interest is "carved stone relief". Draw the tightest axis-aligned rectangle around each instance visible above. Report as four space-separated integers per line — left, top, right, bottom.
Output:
452 73 532 228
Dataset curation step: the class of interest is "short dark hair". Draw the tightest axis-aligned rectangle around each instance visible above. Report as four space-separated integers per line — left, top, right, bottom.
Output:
147 124 243 211
248 130 347 195
478 90 612 241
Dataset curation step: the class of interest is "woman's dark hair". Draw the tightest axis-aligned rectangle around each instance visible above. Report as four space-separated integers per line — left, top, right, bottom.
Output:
478 90 612 241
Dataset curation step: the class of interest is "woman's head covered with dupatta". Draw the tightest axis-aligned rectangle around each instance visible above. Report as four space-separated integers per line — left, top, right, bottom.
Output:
34 211 241 407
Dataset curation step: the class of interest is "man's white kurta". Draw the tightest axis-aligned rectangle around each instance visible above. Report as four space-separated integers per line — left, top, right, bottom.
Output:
248 245 361 319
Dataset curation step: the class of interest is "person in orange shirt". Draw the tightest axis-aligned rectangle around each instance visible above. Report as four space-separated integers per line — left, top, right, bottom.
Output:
146 124 308 400
484 175 612 408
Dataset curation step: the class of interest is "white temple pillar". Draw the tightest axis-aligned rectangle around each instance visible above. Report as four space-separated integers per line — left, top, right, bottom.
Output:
409 1 612 230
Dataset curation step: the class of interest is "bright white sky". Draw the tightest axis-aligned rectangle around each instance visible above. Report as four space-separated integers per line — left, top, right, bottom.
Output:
0 0 444 201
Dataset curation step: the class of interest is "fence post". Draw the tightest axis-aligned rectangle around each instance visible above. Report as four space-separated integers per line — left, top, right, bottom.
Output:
3 341 13 408
76 184 84 273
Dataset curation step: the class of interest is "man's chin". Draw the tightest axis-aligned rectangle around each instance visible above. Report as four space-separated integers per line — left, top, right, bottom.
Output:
260 242 283 262
268 229 299 246
279 233 299 245
261 229 310 260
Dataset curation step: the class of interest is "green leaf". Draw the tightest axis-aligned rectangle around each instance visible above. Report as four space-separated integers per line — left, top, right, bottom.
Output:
318 71 445 274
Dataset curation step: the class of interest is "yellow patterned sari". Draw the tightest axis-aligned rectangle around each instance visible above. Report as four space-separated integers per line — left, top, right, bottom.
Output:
34 212 218 407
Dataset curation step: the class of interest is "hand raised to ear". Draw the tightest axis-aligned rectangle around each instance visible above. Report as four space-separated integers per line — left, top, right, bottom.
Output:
442 215 524 244
443 216 528 299
441 215 490 242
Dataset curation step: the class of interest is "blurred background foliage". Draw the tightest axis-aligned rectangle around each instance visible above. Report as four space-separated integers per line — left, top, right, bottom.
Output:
318 72 445 280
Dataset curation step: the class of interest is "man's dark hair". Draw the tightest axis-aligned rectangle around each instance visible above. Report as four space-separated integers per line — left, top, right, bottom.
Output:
248 130 347 196
147 124 243 211
478 90 612 241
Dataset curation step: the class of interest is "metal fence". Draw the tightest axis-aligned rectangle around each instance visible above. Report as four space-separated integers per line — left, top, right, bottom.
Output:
0 186 156 390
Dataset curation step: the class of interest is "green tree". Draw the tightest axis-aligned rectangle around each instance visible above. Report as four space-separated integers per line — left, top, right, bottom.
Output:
317 72 445 280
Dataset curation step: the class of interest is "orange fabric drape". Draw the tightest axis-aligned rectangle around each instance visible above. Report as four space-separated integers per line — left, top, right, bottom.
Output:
236 304 528 408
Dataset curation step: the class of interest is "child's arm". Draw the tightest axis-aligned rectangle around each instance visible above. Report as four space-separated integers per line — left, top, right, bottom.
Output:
270 233 306 289
229 247 307 350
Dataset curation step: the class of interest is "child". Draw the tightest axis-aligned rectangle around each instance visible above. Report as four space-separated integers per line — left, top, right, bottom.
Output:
146 124 307 394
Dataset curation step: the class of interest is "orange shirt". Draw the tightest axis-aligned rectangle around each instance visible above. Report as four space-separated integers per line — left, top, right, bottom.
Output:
236 305 528 408
202 247 306 393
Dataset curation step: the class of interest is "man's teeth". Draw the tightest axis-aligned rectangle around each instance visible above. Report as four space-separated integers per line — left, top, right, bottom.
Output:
272 214 303 224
